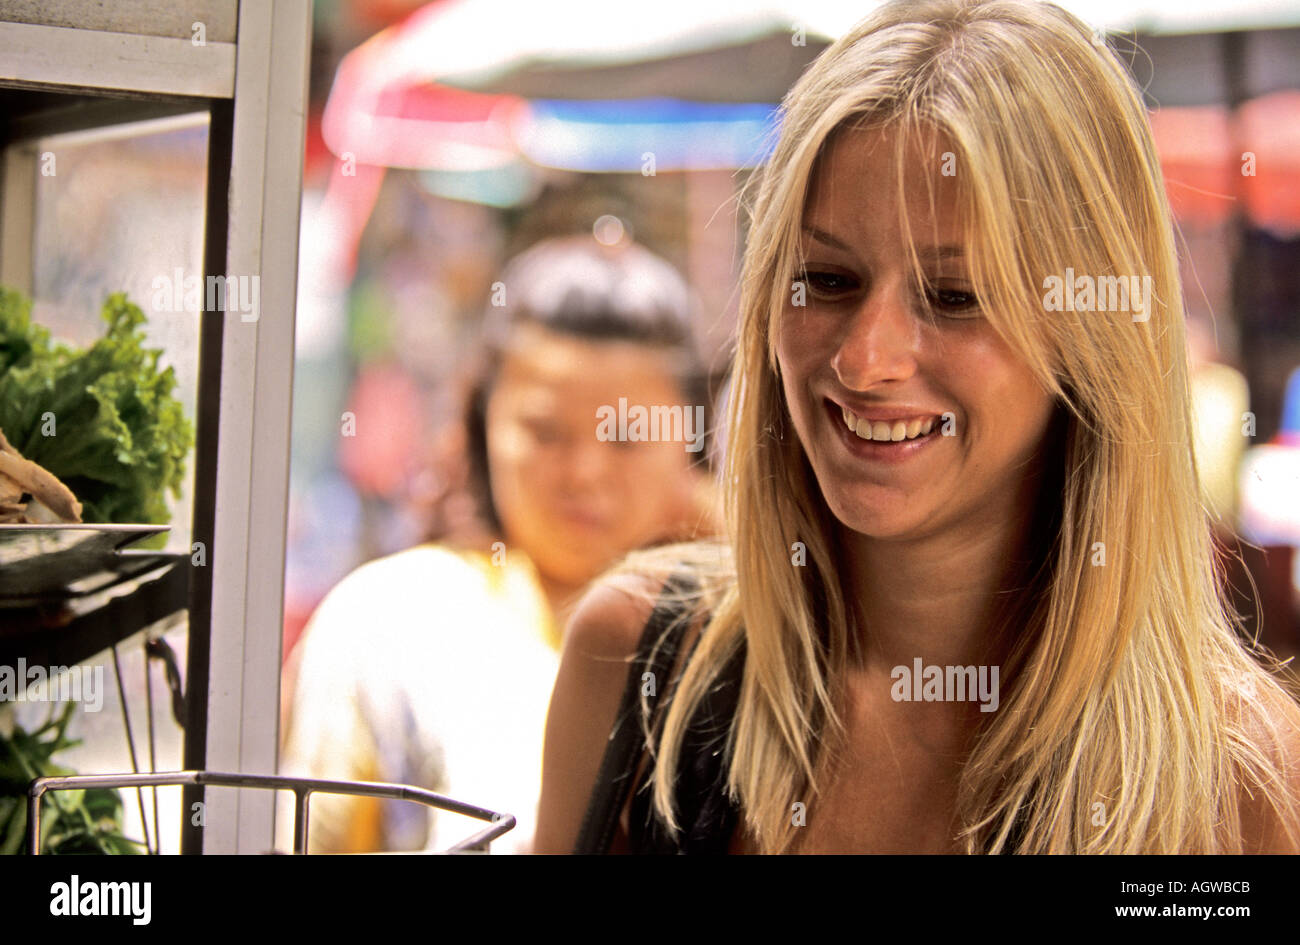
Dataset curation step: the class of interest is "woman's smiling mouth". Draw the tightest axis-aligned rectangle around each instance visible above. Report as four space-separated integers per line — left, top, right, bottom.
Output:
823 399 947 463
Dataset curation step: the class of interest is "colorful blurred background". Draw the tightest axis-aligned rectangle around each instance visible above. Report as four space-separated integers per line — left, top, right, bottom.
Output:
285 0 1300 667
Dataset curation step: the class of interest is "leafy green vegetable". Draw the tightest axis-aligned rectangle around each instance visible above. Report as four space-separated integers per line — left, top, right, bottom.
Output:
0 702 144 855
0 286 48 375
0 287 192 526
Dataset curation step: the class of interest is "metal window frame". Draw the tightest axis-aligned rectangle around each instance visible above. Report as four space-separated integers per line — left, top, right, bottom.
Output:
192 0 311 856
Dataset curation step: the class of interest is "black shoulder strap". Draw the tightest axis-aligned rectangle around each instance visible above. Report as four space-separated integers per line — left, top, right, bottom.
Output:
571 570 697 855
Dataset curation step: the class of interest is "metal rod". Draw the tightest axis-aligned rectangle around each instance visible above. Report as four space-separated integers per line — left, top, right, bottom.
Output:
293 788 310 855
143 635 160 853
110 644 153 854
27 785 43 855
443 815 518 854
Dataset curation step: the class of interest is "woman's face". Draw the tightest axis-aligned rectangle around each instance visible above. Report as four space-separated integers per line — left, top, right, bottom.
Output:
485 321 703 586
775 125 1056 543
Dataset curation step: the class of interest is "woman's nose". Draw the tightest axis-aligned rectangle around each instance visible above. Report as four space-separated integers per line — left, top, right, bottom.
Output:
565 437 613 488
830 278 920 390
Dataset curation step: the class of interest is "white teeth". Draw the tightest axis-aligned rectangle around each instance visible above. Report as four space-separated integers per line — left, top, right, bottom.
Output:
840 405 939 443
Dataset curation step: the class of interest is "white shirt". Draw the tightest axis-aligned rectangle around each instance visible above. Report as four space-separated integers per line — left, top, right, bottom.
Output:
278 543 559 854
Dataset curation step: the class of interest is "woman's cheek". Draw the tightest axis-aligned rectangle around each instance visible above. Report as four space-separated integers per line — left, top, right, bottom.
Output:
612 447 671 526
957 340 1052 465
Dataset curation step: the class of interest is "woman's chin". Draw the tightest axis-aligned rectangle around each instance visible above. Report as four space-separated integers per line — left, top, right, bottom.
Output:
826 498 933 543
534 541 620 586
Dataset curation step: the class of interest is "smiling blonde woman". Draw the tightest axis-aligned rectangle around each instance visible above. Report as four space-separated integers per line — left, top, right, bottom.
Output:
535 0 1300 854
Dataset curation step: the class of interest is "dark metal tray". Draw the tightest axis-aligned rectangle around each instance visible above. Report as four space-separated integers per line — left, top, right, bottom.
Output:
0 523 170 600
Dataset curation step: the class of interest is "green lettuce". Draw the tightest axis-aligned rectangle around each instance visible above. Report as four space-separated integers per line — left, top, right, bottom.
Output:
0 287 192 525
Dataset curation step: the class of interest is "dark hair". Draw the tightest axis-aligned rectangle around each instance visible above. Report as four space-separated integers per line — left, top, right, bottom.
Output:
422 235 714 547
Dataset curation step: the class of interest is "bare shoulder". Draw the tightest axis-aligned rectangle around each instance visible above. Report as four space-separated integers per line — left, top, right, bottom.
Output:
532 570 671 854
562 570 666 663
1234 676 1300 853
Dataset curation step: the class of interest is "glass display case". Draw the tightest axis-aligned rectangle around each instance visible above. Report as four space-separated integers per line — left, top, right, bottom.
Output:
0 0 311 853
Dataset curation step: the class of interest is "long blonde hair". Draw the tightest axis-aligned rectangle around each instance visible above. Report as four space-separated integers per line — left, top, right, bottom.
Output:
610 0 1300 853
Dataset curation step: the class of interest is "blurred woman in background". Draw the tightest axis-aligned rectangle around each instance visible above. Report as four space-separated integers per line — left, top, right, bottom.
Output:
280 234 721 853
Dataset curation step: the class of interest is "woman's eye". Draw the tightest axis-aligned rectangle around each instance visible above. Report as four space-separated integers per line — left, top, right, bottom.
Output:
797 269 858 299
926 286 980 317
527 422 564 444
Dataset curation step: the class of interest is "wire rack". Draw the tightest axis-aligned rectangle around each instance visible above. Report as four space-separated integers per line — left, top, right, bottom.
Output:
26 770 515 854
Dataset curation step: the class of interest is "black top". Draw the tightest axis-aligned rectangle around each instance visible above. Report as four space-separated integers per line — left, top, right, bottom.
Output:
572 570 1031 854
573 570 744 854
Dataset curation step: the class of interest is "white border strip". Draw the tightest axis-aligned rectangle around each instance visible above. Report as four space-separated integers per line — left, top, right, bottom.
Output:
0 21 234 98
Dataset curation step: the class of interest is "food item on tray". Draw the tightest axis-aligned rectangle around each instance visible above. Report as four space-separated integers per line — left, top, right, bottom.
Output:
0 287 192 527
0 426 83 524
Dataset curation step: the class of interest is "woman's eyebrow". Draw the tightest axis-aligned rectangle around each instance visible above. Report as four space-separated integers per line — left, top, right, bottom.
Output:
916 246 966 260
801 225 852 251
800 226 967 263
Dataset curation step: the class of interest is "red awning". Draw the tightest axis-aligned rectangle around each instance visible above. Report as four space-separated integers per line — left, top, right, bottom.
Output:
1151 90 1300 236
